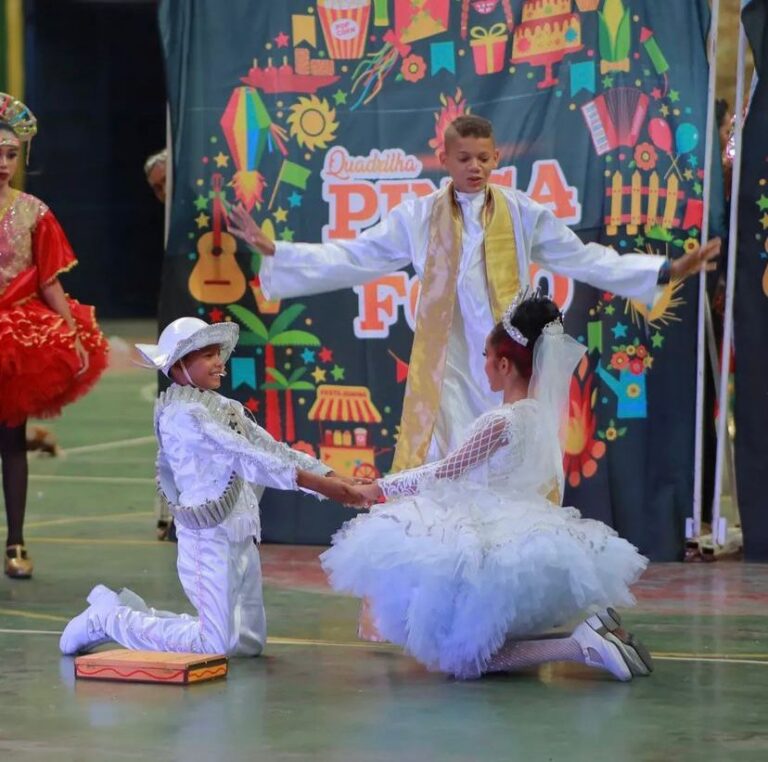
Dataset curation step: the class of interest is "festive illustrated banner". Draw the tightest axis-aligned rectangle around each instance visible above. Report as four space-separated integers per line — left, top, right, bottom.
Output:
158 0 718 559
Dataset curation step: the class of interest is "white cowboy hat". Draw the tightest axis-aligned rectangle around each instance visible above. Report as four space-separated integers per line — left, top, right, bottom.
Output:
135 317 239 376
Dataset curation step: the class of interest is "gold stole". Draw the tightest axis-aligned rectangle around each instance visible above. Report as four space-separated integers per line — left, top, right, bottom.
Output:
391 182 520 472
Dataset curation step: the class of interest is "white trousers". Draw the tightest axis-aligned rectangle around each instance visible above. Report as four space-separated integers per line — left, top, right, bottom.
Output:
103 524 266 656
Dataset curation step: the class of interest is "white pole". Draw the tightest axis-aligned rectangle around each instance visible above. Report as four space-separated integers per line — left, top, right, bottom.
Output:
690 0 720 539
164 103 172 248
712 20 748 546
704 298 738 511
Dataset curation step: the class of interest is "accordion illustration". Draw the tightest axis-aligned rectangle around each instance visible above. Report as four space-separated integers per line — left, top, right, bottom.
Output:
581 88 650 155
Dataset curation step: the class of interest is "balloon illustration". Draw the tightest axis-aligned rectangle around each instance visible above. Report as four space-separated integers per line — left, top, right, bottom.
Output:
675 122 699 155
648 118 672 153
647 117 689 180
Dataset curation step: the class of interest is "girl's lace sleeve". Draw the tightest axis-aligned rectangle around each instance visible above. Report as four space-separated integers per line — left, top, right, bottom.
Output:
380 410 520 498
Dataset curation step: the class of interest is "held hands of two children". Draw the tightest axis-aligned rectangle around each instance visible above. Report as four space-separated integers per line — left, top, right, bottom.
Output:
297 471 383 509
324 475 383 509
321 477 363 506
347 481 383 508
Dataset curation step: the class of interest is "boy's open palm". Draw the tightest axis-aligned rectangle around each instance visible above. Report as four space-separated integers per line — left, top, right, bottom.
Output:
227 203 276 256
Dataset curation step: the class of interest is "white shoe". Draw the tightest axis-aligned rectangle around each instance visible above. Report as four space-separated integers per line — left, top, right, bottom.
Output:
572 621 632 682
60 588 118 655
590 608 654 677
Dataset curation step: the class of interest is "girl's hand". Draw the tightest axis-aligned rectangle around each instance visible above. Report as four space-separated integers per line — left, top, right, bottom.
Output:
324 478 383 508
73 336 89 375
318 477 369 507
354 482 383 507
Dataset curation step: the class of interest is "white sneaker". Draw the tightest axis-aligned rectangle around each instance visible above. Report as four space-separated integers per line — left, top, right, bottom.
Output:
60 588 118 655
572 621 632 681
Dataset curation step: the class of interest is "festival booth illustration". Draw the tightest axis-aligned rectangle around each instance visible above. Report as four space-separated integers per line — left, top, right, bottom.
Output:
308 385 386 479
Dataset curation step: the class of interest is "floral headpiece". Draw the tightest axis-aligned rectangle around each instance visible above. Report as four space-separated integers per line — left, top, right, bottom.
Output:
0 93 38 146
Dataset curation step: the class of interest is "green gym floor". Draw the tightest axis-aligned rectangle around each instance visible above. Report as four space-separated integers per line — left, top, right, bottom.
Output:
1 322 767 761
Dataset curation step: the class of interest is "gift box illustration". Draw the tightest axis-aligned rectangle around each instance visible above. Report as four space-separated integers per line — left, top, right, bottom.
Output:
470 23 509 75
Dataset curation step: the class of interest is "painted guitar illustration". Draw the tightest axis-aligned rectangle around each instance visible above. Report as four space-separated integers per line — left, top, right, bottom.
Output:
188 173 247 304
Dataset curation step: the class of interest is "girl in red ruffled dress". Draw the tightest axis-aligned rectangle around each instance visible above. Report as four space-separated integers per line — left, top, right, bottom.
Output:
0 95 108 578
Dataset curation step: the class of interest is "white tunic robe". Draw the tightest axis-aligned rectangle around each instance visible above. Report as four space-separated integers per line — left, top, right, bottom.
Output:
261 187 663 461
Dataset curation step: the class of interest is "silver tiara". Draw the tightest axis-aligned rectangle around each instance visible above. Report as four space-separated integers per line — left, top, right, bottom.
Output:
501 289 529 347
502 288 564 346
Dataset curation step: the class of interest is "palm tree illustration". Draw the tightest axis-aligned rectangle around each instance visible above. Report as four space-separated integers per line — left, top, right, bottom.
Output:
228 303 320 439
262 366 315 443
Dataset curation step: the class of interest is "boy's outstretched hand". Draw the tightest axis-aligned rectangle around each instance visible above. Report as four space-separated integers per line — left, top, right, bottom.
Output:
227 203 277 257
670 237 721 281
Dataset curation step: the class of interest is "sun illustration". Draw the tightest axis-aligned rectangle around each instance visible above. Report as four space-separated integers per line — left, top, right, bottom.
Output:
287 96 338 152
625 247 685 328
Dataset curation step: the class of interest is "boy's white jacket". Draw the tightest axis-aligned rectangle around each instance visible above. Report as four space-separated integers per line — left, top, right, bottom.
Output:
155 384 330 541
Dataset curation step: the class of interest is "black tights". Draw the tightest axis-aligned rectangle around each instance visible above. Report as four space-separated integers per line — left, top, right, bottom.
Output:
0 422 27 547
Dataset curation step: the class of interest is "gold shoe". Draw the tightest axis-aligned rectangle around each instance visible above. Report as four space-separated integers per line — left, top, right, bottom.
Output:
5 545 33 579
156 519 176 542
26 426 59 456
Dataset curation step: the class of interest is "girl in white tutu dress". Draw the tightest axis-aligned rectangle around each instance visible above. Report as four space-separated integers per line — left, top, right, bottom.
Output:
321 291 653 681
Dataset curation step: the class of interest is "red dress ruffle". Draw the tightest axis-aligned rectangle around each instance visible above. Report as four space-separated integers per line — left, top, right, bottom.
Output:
0 209 109 426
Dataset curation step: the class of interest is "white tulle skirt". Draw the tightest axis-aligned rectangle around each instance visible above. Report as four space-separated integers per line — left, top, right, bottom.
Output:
320 481 647 678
